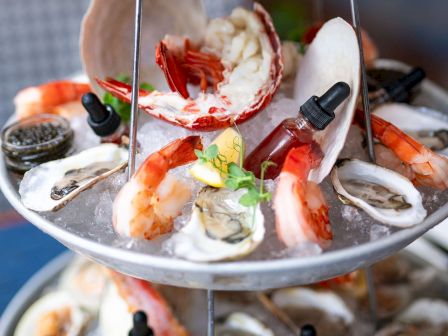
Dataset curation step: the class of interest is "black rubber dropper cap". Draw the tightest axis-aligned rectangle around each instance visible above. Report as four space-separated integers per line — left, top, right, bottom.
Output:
128 311 154 336
82 92 121 137
301 82 351 130
300 324 316 336
383 67 425 103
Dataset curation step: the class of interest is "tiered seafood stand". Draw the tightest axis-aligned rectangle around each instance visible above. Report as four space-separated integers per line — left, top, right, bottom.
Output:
2 0 448 335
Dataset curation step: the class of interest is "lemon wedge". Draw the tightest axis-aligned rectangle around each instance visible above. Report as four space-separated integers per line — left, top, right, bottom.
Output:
189 128 242 187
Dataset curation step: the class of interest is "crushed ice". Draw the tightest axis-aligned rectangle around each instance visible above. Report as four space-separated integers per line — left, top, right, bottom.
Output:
37 94 448 261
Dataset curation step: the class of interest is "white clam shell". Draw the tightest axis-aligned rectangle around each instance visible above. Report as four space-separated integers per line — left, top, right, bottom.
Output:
14 291 88 336
294 18 360 183
99 283 133 336
169 187 264 262
80 0 207 92
331 159 427 227
19 144 128 212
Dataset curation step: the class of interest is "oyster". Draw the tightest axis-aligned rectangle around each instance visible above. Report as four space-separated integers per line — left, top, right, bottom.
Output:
216 312 274 336
59 257 108 314
19 143 128 212
14 291 89 336
170 187 264 262
272 287 353 335
331 159 427 227
294 18 360 183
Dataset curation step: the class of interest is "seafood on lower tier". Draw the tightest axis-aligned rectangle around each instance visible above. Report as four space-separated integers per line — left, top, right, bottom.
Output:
14 80 90 119
14 291 89 336
104 271 188 336
169 186 265 262
331 159 427 227
19 143 128 212
113 136 202 240
370 113 448 190
96 3 282 131
271 287 354 336
274 145 332 249
216 312 274 336
59 256 108 314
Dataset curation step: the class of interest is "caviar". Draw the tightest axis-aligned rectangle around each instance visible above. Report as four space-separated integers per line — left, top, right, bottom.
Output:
1 114 74 173
8 122 65 146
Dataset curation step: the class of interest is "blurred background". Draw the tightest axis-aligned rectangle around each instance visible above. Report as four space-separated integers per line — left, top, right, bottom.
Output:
0 0 447 313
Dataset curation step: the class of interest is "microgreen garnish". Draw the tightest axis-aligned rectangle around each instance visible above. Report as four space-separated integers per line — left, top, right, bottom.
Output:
194 132 275 208
103 74 154 122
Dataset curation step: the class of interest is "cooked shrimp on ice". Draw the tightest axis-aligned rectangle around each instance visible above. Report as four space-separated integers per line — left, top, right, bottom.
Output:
109 271 188 336
14 80 91 119
113 136 202 239
274 144 332 248
371 114 448 190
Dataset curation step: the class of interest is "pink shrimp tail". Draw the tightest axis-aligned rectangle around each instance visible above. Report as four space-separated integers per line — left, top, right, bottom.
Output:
109 271 189 336
371 114 448 190
275 145 332 248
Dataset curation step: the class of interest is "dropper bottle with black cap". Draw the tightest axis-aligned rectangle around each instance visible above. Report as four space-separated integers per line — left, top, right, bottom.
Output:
82 92 128 144
244 82 351 180
368 67 425 109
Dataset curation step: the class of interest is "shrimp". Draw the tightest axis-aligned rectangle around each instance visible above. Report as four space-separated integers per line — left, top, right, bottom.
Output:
113 136 203 240
97 4 282 131
109 271 189 336
14 80 91 119
371 114 448 190
274 144 332 248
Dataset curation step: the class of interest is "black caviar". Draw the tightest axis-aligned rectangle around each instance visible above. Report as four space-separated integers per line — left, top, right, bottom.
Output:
1 114 74 173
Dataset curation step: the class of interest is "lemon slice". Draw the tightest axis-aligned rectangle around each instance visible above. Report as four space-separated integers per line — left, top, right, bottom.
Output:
189 128 242 187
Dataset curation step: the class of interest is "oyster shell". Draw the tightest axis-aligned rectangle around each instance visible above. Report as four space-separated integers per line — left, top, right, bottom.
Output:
272 287 353 335
294 18 360 183
19 143 128 212
169 187 264 262
331 159 427 227
14 291 89 336
216 312 274 336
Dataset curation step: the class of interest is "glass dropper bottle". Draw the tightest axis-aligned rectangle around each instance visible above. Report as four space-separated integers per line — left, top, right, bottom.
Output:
82 92 128 144
368 67 425 109
244 82 351 180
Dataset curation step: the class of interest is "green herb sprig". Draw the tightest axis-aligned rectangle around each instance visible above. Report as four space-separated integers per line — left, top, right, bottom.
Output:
194 137 275 207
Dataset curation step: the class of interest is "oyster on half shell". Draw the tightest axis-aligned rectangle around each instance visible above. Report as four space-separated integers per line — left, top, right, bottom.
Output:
331 159 426 227
216 312 274 336
19 143 128 212
169 186 264 262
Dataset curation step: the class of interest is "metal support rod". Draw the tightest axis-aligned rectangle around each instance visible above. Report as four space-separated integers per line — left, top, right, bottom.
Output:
364 266 378 327
350 0 376 163
127 0 143 180
207 289 215 336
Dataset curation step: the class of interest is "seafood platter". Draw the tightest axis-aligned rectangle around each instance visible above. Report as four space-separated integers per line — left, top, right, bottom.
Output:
1 249 448 335
2 0 448 292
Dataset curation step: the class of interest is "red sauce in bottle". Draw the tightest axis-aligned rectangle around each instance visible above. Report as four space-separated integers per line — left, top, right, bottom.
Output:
244 117 316 179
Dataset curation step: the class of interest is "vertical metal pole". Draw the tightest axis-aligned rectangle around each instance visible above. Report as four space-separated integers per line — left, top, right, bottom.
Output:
207 289 215 336
128 0 143 180
313 0 324 23
350 0 376 163
351 0 378 328
364 267 377 327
